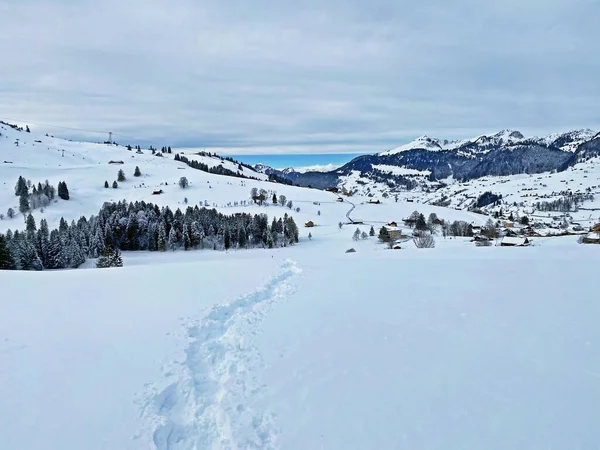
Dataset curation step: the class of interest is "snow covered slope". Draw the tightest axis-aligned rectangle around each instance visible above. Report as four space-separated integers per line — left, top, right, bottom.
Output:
379 129 596 156
2 234 599 449
2 122 599 450
0 124 334 234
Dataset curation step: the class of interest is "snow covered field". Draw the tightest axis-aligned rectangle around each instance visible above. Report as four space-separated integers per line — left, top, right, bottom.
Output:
1 124 600 449
2 236 599 449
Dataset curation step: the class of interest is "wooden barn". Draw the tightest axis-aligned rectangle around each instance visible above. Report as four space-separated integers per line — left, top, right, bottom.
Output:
304 221 315 228
152 189 163 195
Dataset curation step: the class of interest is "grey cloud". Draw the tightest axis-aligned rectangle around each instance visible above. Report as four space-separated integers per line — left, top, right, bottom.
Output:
1 0 599 154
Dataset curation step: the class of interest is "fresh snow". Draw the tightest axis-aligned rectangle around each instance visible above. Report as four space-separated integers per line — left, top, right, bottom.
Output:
378 128 597 156
2 236 600 449
1 124 600 450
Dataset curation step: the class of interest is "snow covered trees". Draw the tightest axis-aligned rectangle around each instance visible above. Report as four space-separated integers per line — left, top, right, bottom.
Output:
179 177 189 189
449 221 473 237
117 169 126 182
96 247 123 268
112 181 118 188
1 201 300 271
483 219 498 239
134 166 141 177
0 234 15 270
15 176 27 197
378 226 391 244
353 228 361 241
104 181 109 188
19 193 30 214
413 231 435 248
278 195 287 207
369 226 375 237
7 208 14 219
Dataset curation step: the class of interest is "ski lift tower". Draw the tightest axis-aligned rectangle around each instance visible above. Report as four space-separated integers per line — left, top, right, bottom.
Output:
108 132 113 144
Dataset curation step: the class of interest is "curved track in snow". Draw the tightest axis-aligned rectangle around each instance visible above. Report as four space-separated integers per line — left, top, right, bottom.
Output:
146 260 302 450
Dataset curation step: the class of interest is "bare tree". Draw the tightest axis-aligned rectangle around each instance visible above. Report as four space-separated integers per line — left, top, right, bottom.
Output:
413 231 435 248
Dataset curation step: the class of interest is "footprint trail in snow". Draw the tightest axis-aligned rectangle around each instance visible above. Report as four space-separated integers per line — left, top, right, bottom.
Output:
146 259 301 450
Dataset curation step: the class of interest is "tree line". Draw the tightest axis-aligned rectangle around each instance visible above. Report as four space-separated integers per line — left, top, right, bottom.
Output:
0 201 299 271
535 193 594 212
1 176 67 220
174 153 261 181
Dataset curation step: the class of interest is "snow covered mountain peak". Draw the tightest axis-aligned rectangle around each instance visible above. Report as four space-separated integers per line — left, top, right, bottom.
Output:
378 128 599 157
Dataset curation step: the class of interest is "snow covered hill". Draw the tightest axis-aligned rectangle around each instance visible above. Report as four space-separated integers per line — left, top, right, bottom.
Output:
0 123 328 234
2 122 600 450
2 233 600 450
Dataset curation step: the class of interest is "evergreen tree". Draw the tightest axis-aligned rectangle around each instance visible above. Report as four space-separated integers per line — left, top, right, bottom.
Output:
15 176 27 197
38 219 49 266
25 214 36 240
378 226 391 243
168 227 180 251
112 181 118 189
58 181 70 200
361 231 368 240
369 225 375 236
7 208 14 219
224 229 231 250
308 232 312 240
353 228 361 241
125 213 139 250
272 193 278 204
104 181 109 188
415 213 427 231
96 247 123 268
19 192 29 214
157 223 167 251
0 234 15 270
90 226 105 258
134 166 141 177
183 229 191 250
117 169 126 182
238 227 247 248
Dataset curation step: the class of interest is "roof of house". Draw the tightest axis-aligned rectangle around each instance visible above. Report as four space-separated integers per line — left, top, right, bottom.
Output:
501 236 529 245
585 232 600 241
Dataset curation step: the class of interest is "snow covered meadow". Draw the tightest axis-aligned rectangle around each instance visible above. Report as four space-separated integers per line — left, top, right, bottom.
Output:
1 124 600 449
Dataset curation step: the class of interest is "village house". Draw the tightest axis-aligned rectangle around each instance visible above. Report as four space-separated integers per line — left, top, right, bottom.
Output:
582 233 600 244
304 221 315 228
384 225 402 241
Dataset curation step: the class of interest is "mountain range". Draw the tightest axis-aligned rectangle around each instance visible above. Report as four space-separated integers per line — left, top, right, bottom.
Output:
254 129 600 190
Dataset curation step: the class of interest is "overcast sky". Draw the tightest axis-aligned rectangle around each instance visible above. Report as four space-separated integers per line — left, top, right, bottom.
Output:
1 0 599 154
